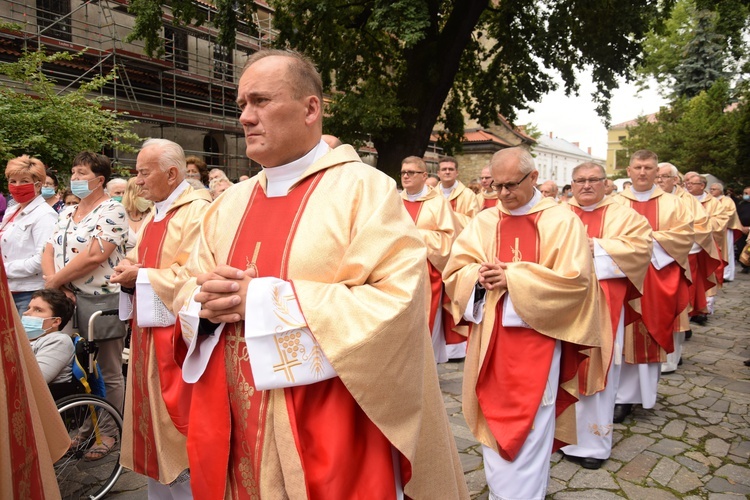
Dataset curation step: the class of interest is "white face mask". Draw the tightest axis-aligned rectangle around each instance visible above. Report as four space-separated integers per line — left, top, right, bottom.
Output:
21 316 57 340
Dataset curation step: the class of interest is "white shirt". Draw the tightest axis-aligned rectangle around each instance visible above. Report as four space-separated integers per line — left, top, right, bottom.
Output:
264 139 330 197
0 195 58 291
406 186 428 202
440 181 457 198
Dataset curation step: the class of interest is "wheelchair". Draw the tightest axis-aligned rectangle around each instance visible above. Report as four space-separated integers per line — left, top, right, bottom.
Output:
51 309 124 500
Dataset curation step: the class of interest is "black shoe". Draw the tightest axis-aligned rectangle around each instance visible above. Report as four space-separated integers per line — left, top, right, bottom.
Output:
744 359 750 367
678 357 683 366
579 457 604 470
685 329 692 339
741 267 750 274
690 315 707 325
613 403 632 424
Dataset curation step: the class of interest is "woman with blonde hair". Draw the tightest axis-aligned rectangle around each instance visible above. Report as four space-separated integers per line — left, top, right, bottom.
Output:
1 155 58 314
121 177 152 251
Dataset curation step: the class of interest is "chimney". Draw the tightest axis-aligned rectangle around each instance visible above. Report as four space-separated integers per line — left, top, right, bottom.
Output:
588 147 592 155
549 131 553 138
572 142 579 148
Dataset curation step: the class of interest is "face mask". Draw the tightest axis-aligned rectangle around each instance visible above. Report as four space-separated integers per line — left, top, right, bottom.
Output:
134 196 152 213
112 195 123 203
22 316 49 340
41 186 56 199
744 195 750 201
9 182 38 204
70 179 95 199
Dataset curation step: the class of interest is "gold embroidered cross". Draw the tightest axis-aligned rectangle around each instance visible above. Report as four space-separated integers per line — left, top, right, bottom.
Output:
246 242 261 275
511 237 522 262
273 341 301 382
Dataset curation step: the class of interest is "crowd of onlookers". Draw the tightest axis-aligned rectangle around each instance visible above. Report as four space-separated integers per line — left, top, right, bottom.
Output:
0 151 244 461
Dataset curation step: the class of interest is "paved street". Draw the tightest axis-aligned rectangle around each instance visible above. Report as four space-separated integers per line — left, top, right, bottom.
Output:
108 271 749 499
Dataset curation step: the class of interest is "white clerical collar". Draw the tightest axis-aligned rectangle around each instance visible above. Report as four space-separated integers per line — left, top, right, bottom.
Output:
406 185 428 202
631 185 656 202
670 187 677 194
715 194 724 200
263 139 329 198
440 181 457 198
154 180 189 222
578 196 607 212
508 188 542 216
695 192 706 202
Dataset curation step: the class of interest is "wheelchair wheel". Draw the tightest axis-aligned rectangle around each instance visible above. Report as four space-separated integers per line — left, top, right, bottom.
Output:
55 394 124 500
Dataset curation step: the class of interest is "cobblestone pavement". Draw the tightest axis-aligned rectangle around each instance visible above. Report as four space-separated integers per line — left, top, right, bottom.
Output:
442 270 750 499
107 271 749 499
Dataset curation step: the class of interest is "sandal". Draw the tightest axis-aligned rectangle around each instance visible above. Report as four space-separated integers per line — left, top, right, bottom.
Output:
69 434 89 449
83 435 115 461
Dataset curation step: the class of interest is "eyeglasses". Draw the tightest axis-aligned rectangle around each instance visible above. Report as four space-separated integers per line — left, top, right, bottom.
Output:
571 177 605 186
400 170 426 177
684 182 705 187
655 175 675 180
491 171 531 193
480 176 492 181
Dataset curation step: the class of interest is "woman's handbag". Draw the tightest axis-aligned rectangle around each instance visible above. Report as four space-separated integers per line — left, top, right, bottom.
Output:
740 240 750 267
74 292 127 340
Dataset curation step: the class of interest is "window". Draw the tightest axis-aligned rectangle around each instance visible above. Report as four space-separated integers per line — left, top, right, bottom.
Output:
213 44 233 81
164 27 189 71
36 0 71 41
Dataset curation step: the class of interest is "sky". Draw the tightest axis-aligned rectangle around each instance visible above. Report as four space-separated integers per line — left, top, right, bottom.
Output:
515 72 670 160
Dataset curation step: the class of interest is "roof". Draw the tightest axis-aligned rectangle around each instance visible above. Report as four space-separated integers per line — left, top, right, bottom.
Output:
462 129 512 147
611 112 658 129
534 135 595 158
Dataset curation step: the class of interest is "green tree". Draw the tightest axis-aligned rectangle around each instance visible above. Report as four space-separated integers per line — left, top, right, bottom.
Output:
637 0 749 96
0 50 140 184
672 10 727 99
623 80 742 182
125 0 672 177
733 93 750 187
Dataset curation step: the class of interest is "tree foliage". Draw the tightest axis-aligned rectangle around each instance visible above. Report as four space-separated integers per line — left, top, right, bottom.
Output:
0 50 141 183
637 0 750 96
623 80 747 186
672 10 728 99
125 0 673 177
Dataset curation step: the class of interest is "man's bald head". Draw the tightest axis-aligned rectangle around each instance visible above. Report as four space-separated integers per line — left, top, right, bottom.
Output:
539 180 558 198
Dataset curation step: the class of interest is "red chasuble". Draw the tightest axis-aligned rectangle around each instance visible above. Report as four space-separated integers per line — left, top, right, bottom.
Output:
482 197 498 210
628 198 688 360
130 210 191 478
0 263 47 499
403 200 443 332
571 205 637 386
189 173 405 500
475 212 580 461
687 252 717 316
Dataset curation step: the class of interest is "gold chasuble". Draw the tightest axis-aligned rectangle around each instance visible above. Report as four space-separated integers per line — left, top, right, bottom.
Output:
0 255 69 500
400 187 459 331
614 188 693 363
443 197 606 460
445 180 481 230
567 197 652 395
176 146 468 499
121 186 211 484
673 187 720 315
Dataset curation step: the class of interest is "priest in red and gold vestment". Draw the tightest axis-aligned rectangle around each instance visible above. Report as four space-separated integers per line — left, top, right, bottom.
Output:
561 162 652 470
657 164 720 369
399 156 459 363
443 147 606 500
0 253 69 499
709 182 746 282
111 139 212 497
477 166 498 210
612 151 693 423
174 50 468 500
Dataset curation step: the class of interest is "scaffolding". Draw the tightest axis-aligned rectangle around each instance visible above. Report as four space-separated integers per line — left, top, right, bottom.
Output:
0 0 278 177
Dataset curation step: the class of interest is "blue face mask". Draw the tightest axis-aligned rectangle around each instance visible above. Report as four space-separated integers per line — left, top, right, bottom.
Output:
70 179 94 199
744 194 750 201
112 196 123 203
41 186 56 199
21 316 48 340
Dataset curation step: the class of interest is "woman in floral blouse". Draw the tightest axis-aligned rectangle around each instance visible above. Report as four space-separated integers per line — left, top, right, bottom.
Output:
41 151 128 461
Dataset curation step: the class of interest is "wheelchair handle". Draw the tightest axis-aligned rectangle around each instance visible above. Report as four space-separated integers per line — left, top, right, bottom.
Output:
86 308 122 372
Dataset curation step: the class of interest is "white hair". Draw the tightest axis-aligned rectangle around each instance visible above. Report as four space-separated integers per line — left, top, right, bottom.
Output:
657 162 679 177
106 177 127 191
141 138 187 177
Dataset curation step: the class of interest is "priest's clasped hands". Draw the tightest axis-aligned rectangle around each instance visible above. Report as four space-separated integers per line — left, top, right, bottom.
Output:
478 257 508 290
195 264 258 323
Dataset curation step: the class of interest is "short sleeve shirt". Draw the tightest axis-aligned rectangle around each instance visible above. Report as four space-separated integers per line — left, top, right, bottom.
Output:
50 199 128 294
